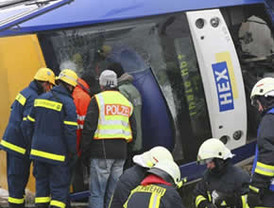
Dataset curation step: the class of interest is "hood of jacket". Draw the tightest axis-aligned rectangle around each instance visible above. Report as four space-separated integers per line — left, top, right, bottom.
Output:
75 78 90 94
118 73 134 86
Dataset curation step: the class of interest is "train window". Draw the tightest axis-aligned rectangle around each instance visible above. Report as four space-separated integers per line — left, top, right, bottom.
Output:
38 12 211 162
221 4 274 141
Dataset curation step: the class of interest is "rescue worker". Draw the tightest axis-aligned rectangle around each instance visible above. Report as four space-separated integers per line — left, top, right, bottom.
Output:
81 70 136 208
73 73 97 156
0 67 55 208
248 77 274 208
123 160 185 208
71 72 97 192
107 62 142 169
26 69 78 208
109 146 174 208
193 138 250 208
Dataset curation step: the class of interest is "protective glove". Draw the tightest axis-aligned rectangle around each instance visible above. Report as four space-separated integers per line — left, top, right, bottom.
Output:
247 190 262 208
215 192 237 207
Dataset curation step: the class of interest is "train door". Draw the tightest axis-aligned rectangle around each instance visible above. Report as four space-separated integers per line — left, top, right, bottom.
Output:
186 9 247 149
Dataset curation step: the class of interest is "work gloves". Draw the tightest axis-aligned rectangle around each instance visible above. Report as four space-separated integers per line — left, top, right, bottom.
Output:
212 190 240 208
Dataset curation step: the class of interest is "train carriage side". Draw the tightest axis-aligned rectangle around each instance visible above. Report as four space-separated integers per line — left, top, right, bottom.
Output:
0 0 273 196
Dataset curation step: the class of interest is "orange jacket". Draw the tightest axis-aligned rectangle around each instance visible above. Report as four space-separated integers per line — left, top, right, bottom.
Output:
72 78 91 156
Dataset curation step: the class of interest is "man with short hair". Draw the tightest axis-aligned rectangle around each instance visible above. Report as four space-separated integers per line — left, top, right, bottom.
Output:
81 70 136 208
1 67 55 208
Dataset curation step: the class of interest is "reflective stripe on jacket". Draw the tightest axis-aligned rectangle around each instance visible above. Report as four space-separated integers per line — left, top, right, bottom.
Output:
252 108 274 192
29 85 77 164
94 91 133 142
193 162 250 208
123 183 184 208
1 81 41 157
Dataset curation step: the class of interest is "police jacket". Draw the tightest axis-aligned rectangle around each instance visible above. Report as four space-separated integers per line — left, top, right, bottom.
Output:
250 108 274 199
193 161 250 208
109 164 147 208
27 84 77 165
124 174 185 208
81 89 136 160
72 78 91 156
1 81 43 158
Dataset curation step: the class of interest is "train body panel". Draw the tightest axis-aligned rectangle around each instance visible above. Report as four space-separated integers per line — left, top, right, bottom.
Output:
0 0 273 197
0 34 47 192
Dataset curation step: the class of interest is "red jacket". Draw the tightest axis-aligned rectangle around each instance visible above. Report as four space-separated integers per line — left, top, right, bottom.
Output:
72 78 91 156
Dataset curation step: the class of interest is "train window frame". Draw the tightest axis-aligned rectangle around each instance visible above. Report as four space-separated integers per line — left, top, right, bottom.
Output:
38 11 212 163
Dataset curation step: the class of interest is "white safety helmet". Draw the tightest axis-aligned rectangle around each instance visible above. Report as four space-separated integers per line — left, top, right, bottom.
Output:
133 146 173 168
147 160 183 188
250 77 274 105
197 138 234 164
99 70 117 88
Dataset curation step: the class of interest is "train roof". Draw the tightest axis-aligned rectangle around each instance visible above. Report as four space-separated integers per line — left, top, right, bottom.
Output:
0 0 267 36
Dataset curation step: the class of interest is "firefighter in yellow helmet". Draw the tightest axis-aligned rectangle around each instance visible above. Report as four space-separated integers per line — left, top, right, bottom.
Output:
193 138 250 208
25 69 78 208
123 160 185 208
248 77 274 208
81 70 137 208
1 67 55 208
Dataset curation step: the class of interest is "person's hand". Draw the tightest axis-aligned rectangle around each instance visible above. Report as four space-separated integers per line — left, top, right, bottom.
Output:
247 190 262 208
214 192 237 207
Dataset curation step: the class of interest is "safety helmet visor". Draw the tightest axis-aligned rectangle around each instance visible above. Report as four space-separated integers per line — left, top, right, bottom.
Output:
197 157 214 165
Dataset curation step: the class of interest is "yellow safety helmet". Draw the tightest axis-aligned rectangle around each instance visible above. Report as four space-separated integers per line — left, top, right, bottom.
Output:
34 67 55 85
197 138 234 164
133 146 174 168
56 69 78 87
250 77 274 104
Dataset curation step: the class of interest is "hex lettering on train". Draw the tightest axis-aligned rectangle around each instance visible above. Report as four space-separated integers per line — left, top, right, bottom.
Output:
105 104 130 116
212 62 234 112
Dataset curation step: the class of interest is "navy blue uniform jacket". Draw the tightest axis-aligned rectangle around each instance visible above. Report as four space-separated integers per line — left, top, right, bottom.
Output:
26 85 77 165
1 81 41 158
